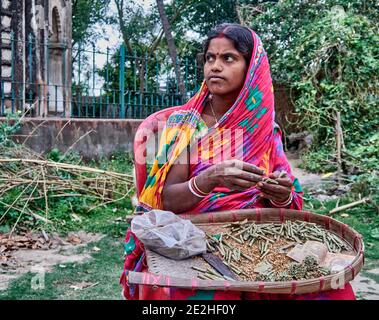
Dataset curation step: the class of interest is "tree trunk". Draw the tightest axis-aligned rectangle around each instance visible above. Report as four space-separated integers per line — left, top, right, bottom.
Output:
115 0 133 55
30 0 47 116
138 58 145 115
155 0 186 99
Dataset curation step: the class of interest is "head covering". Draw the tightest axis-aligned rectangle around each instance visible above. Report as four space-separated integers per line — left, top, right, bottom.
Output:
138 29 302 213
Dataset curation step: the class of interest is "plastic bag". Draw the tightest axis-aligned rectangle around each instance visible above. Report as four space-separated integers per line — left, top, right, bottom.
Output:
131 210 206 260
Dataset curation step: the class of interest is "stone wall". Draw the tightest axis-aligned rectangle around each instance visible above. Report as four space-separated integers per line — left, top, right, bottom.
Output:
3 117 143 160
0 0 72 116
0 0 13 99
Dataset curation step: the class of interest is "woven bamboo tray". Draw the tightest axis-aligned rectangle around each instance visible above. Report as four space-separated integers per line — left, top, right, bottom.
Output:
128 208 365 294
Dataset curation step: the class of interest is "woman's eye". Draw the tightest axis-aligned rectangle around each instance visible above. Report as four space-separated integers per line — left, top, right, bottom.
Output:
224 55 234 62
206 55 214 62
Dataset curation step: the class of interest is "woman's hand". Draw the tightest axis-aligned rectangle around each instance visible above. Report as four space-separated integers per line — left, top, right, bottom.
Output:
197 159 265 192
256 171 293 202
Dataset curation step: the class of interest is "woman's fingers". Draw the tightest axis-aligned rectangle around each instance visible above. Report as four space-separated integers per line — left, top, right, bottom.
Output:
260 192 277 201
241 162 265 175
226 177 256 190
275 178 293 187
256 181 291 197
223 166 263 183
260 190 291 202
225 160 265 175
267 172 293 187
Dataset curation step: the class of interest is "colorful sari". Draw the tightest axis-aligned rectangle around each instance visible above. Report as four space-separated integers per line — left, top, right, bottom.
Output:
120 30 355 300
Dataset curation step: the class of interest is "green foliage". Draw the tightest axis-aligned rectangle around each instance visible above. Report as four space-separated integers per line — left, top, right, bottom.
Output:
303 173 379 259
171 0 239 37
0 113 21 149
243 0 378 173
0 147 134 235
1 236 126 300
50 151 134 235
72 0 111 47
95 0 240 101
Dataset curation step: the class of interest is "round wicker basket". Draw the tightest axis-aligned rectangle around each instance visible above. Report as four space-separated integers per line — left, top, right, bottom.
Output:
128 208 364 295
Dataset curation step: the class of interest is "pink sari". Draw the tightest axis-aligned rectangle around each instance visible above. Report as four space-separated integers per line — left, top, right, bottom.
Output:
121 29 355 300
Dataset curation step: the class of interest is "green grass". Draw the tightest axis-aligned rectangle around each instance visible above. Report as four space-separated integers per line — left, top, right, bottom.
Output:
0 235 127 300
2 149 378 299
0 151 135 300
0 150 135 237
303 189 379 260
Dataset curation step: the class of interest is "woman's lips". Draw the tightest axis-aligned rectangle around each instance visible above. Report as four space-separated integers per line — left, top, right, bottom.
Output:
209 76 225 82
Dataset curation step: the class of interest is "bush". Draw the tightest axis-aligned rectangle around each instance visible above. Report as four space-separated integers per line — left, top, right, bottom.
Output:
241 0 378 173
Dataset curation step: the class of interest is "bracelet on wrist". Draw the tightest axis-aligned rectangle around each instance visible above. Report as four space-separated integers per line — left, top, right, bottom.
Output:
188 177 208 198
192 176 211 196
269 193 293 208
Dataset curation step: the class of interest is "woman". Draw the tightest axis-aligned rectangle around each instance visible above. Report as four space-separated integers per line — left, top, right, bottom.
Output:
121 23 355 300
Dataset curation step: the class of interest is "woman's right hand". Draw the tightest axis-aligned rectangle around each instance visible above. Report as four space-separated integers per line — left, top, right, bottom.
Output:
197 159 265 192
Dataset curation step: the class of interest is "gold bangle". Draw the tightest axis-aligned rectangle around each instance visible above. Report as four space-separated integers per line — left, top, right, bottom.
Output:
193 176 210 196
188 178 206 198
269 193 293 207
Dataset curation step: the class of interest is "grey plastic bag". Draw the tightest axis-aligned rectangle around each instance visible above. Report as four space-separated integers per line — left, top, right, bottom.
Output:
131 210 206 260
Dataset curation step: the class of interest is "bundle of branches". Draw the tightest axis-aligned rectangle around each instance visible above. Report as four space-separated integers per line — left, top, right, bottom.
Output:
0 114 134 235
0 156 134 235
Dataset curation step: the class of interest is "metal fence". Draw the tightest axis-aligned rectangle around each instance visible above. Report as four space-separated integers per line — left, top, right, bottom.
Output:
0 33 202 119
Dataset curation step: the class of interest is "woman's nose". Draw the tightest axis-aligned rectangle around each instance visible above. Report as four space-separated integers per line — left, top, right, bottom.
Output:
211 58 223 72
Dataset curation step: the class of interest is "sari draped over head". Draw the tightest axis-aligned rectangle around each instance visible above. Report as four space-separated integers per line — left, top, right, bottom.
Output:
120 29 357 301
138 30 303 213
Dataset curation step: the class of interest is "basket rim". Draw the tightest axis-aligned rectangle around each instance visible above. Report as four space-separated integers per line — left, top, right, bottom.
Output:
128 208 365 294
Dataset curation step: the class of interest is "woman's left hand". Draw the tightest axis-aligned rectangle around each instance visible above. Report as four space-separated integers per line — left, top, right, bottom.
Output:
256 171 293 202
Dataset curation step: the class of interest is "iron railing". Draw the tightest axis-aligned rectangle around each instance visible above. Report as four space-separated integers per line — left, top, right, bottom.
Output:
0 33 201 119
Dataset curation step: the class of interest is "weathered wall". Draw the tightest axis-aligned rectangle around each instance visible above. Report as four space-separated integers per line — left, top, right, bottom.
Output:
2 117 143 160
0 0 72 116
0 0 14 99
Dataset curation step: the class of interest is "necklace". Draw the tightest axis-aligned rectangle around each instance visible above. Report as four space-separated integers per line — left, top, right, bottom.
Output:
209 100 218 126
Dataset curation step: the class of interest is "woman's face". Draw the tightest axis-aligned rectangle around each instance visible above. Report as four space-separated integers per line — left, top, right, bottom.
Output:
204 37 247 98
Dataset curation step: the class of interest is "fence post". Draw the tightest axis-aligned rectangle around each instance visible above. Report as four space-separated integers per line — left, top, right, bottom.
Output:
145 52 148 94
77 43 81 117
28 34 33 110
185 57 188 99
10 31 15 113
62 41 67 117
106 47 110 118
119 44 125 118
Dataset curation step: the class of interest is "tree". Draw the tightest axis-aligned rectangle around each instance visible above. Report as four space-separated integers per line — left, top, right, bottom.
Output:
156 0 186 97
72 0 111 47
113 0 192 95
240 0 379 173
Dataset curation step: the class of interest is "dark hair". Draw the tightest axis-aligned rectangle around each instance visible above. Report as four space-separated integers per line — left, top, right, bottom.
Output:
203 23 254 66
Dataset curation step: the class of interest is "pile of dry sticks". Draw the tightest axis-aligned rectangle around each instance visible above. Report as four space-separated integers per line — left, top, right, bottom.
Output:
0 151 134 236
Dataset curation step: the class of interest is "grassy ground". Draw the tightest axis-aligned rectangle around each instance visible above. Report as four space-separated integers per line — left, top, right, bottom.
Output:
1 189 131 300
1 151 134 300
1 152 378 300
302 189 379 260
0 235 126 300
302 187 379 299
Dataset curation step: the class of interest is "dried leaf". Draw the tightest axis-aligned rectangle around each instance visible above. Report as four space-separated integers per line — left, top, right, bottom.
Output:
69 282 99 290
67 235 82 244
253 261 273 275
